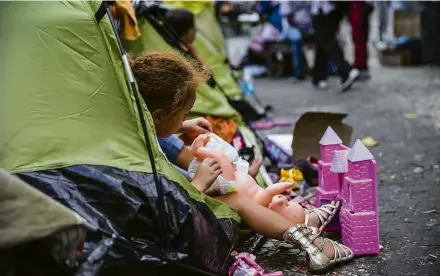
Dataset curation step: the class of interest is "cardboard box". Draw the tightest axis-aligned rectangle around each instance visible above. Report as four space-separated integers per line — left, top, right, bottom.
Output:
394 11 421 39
379 48 412 66
262 112 353 164
291 112 353 161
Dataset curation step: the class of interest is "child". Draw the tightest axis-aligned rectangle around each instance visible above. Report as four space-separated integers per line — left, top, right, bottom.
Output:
130 51 354 272
165 8 206 69
165 7 264 181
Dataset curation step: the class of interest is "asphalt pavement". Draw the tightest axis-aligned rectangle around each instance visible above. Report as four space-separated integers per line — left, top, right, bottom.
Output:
227 16 440 276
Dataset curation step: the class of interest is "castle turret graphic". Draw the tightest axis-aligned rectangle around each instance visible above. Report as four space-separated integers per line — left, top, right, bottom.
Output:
315 126 348 206
315 127 380 256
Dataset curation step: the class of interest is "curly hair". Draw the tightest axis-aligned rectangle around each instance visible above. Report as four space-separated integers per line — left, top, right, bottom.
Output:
130 51 208 116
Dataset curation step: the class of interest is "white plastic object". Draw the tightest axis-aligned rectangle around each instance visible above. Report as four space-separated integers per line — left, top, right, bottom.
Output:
235 158 249 183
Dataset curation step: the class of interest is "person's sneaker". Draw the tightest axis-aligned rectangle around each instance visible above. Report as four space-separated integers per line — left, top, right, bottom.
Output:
313 80 328 90
358 70 371 81
340 68 360 92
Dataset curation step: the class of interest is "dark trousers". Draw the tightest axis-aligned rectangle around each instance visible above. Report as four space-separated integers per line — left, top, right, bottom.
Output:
312 9 352 83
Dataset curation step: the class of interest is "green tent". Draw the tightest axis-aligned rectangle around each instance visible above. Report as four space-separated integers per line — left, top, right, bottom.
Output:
124 11 268 187
0 1 240 274
193 30 243 100
193 5 244 100
0 168 85 249
165 1 242 100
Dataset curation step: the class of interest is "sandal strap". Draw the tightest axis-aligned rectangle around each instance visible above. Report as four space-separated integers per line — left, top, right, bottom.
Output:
283 224 318 248
305 201 338 227
312 237 325 255
328 239 352 262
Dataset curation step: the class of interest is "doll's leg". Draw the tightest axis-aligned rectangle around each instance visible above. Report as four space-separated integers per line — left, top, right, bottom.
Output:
216 192 351 262
217 192 291 239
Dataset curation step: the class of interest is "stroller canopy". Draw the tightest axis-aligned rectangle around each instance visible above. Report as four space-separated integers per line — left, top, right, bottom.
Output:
0 1 240 274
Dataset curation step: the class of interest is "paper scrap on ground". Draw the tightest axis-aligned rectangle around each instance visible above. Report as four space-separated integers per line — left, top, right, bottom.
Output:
403 113 418 119
362 136 379 147
413 167 424 174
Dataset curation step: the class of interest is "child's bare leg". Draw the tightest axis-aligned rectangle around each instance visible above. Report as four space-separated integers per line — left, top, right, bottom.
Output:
216 192 348 259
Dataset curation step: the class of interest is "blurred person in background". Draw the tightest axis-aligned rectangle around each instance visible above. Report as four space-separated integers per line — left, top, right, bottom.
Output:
311 1 359 92
256 0 283 32
348 1 374 80
280 1 313 80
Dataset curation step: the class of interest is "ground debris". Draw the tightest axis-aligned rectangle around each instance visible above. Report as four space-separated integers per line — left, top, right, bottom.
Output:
413 167 424 174
379 257 386 264
390 173 397 180
295 264 308 271
426 254 438 260
426 218 437 227
422 209 437 214
403 113 418 119
361 136 379 147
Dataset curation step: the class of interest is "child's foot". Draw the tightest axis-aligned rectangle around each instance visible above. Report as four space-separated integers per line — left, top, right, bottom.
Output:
248 156 263 178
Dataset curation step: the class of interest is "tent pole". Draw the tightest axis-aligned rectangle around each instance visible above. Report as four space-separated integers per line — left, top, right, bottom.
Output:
102 0 168 248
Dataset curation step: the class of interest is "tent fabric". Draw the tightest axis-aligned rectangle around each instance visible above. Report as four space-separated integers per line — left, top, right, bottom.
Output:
165 0 215 17
193 32 242 100
124 18 240 120
194 5 227 57
0 1 241 273
0 168 85 249
16 165 240 274
189 4 242 100
0 0 239 219
124 17 266 187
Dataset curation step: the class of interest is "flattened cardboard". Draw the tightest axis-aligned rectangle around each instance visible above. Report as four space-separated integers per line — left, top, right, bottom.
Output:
291 112 353 161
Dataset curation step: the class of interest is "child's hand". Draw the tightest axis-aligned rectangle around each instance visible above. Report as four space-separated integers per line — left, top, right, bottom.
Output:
182 118 213 134
248 156 264 178
192 158 222 193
